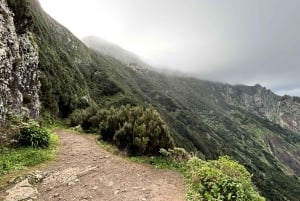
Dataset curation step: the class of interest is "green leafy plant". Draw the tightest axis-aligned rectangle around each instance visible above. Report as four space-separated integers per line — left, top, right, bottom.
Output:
17 123 50 148
186 156 265 201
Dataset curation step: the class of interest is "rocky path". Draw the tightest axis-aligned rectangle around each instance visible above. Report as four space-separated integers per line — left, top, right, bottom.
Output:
2 130 185 201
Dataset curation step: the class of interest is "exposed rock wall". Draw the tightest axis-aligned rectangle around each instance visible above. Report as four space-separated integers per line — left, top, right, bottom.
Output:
218 84 300 132
279 96 300 131
0 0 39 125
221 84 280 119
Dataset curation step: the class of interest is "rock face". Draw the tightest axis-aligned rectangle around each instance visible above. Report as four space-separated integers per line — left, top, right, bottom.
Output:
0 0 40 125
279 95 300 131
212 83 300 132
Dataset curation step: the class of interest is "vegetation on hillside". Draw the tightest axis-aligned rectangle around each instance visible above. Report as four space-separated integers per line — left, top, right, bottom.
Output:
6 0 300 200
7 0 121 117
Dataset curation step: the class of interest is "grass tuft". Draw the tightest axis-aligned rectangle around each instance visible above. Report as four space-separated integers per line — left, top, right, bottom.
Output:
0 133 59 176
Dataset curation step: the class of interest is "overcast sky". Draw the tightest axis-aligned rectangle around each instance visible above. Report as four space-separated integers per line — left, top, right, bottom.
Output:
39 0 300 96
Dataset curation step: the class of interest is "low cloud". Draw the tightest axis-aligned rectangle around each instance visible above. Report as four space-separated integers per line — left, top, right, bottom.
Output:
40 0 300 96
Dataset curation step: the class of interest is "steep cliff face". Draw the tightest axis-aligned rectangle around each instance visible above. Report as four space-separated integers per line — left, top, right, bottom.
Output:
279 96 300 131
0 0 39 124
216 83 300 132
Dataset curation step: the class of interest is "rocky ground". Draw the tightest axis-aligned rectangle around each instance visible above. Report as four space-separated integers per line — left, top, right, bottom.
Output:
1 130 185 201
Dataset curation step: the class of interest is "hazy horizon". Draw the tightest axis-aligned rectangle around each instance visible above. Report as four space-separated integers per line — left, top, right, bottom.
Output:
39 0 300 96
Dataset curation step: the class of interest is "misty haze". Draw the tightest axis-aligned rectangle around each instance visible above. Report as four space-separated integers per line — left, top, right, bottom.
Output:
39 0 300 96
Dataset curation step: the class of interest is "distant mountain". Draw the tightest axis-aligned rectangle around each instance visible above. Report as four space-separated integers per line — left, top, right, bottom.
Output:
4 0 300 200
82 36 150 71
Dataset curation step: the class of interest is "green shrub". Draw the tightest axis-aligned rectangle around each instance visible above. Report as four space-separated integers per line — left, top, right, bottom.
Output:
98 105 174 155
70 105 174 155
186 156 265 201
159 147 191 163
68 109 87 127
17 123 50 148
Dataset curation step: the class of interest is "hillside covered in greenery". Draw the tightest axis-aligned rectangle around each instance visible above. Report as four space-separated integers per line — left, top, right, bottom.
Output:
6 0 300 200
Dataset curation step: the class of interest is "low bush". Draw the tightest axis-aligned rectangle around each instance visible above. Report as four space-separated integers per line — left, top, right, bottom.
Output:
159 147 191 163
69 105 174 155
17 123 50 148
99 105 174 155
186 156 265 201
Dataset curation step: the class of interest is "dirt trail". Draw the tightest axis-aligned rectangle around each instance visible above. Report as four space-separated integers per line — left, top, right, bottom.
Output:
4 130 185 201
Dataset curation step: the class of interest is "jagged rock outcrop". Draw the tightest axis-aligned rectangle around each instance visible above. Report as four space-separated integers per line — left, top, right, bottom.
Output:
279 95 300 131
0 0 40 125
217 83 300 132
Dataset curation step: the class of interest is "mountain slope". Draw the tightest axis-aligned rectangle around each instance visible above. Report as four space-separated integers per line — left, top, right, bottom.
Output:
6 1 300 200
83 36 300 200
7 0 126 118
83 36 149 69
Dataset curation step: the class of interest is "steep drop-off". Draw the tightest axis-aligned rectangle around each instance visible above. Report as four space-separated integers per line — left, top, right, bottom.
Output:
83 39 300 200
218 83 300 132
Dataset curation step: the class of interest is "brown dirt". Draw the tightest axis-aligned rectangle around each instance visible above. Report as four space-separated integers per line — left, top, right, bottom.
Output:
37 129 185 201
